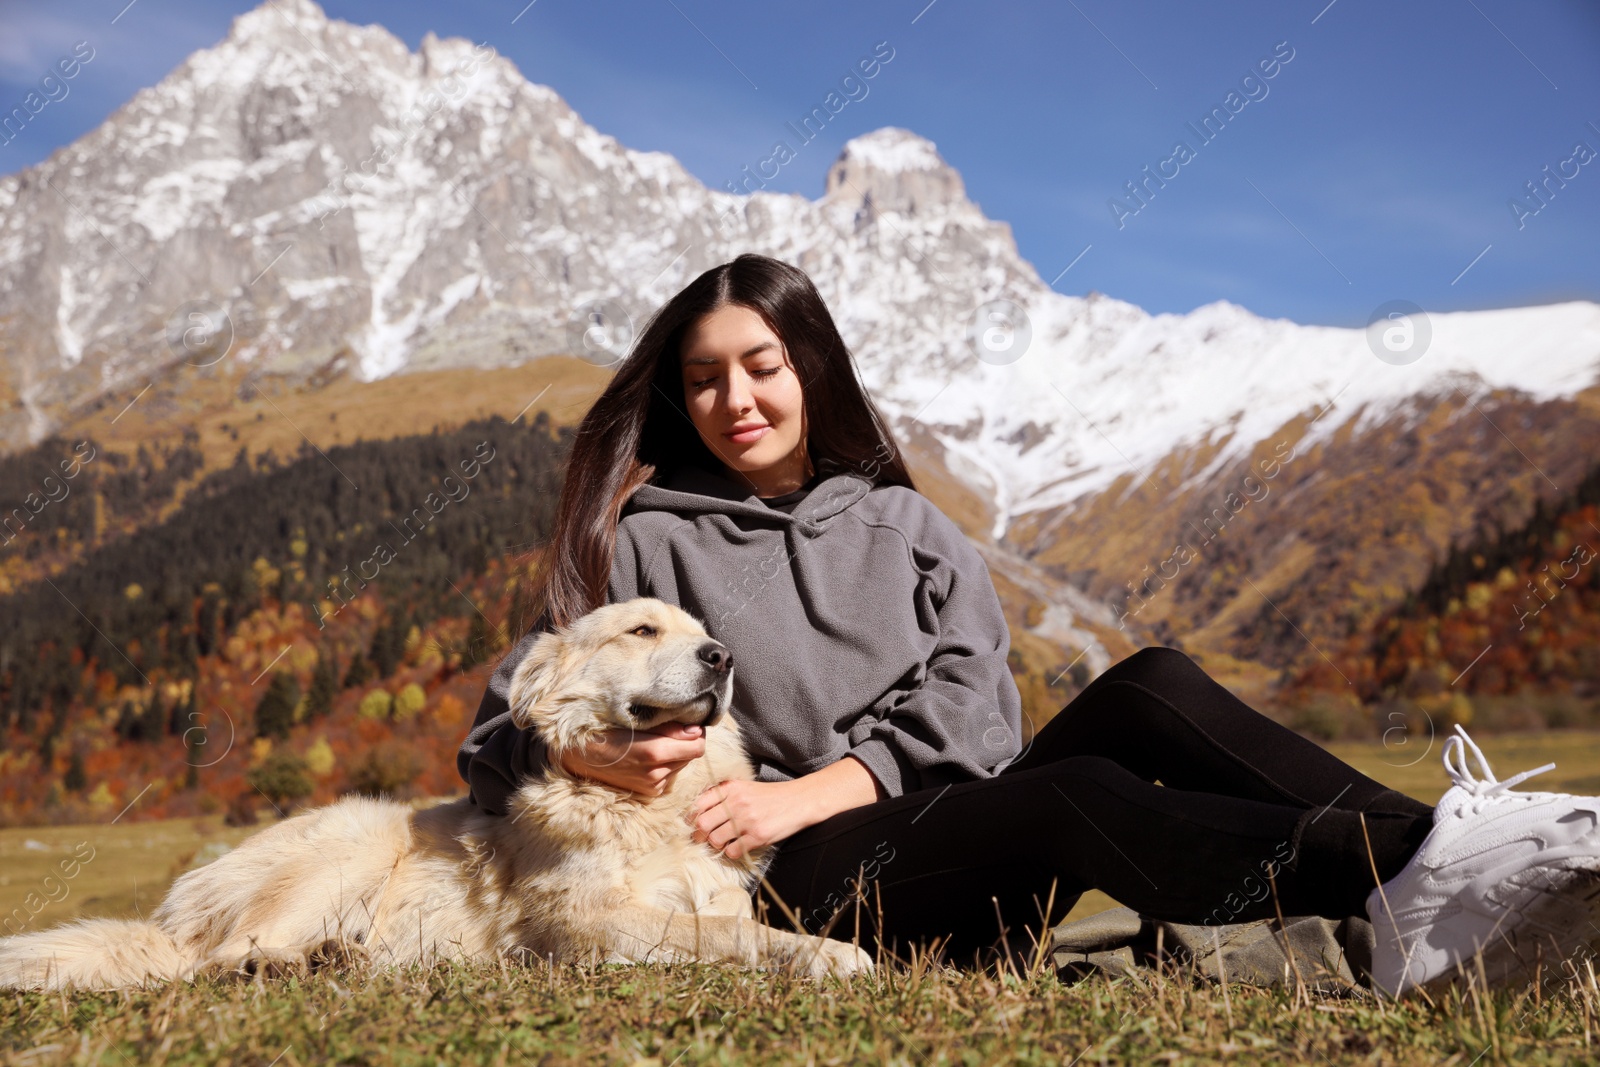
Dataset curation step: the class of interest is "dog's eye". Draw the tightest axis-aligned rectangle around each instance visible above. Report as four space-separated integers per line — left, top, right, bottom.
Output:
629 624 658 637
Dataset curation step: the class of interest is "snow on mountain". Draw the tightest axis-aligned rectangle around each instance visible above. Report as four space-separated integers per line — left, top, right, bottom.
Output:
916 292 1600 537
2 0 1598 546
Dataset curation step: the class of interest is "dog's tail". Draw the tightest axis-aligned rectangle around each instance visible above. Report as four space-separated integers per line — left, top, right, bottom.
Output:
0 918 194 990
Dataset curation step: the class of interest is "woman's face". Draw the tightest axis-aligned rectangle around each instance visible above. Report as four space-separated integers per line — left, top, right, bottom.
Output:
679 304 810 496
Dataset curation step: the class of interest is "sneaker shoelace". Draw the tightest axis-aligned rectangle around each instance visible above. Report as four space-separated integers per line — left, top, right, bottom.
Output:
1444 724 1557 818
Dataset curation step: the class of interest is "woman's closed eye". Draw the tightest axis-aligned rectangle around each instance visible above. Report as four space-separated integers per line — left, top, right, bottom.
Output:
689 366 781 389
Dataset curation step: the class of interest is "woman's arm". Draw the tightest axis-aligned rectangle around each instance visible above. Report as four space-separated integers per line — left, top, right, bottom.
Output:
841 494 1024 796
692 495 1020 853
687 754 885 860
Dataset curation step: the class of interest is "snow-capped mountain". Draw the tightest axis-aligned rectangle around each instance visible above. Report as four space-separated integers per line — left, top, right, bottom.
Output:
4 0 1598 557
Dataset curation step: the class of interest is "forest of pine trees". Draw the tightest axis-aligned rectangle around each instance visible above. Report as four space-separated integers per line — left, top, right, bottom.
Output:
0 415 564 739
0 414 566 826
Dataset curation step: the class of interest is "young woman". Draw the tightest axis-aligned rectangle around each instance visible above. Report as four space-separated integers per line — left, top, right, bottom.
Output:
458 253 1600 998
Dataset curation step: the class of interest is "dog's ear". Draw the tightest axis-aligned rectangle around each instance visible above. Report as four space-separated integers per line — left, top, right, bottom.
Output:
507 630 567 731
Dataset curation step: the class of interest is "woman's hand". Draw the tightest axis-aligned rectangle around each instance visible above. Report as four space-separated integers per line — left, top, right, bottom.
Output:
689 756 884 860
558 722 706 795
687 780 810 860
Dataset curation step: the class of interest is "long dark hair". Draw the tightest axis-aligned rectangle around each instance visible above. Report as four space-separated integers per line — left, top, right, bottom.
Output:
523 253 916 630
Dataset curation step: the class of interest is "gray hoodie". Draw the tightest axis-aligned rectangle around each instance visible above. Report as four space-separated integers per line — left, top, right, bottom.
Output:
456 462 1024 814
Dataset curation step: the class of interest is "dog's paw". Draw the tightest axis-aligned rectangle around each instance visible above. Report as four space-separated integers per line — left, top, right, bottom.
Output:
307 937 367 974
205 950 307 984
802 938 874 979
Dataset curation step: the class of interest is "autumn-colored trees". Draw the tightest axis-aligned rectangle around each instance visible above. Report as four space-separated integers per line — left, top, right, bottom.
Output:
0 415 563 827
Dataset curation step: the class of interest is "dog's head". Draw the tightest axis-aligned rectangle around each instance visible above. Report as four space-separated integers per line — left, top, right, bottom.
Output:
506 597 735 752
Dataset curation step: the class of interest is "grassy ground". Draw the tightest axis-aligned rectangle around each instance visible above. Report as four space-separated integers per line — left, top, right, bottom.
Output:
1328 728 1600 803
0 816 259 938
5 948 1598 1064
6 730 1600 1064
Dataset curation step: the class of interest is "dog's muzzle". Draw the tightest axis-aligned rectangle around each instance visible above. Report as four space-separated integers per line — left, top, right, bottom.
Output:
628 679 732 727
628 641 734 727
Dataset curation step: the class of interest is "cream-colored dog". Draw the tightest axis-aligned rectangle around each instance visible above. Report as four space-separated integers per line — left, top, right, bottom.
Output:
0 598 872 990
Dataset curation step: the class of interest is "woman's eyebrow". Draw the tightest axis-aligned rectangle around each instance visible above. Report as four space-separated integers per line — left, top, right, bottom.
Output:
683 341 779 367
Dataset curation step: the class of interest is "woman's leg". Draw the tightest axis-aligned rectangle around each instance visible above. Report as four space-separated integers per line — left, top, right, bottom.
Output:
1014 647 1431 819
761 753 1431 963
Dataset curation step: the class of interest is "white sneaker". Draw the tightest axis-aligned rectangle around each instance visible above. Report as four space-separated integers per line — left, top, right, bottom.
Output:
1366 724 1600 998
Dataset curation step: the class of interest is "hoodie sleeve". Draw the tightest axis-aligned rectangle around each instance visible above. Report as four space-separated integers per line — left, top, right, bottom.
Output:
455 625 549 815
843 497 1024 797
455 520 649 814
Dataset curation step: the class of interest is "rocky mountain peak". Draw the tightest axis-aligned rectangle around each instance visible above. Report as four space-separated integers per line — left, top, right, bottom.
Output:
824 127 967 216
231 0 329 36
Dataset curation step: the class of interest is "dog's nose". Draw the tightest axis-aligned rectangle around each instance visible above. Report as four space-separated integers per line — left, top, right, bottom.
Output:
697 641 732 673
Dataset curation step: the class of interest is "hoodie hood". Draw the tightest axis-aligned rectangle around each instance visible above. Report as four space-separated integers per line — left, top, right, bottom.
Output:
625 462 873 532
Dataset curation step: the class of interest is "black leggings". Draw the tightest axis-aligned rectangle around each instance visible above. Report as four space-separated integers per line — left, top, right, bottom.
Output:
757 646 1434 962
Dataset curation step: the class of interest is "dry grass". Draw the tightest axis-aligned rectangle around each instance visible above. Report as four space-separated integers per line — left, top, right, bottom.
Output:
1327 728 1600 804
4 947 1599 1065
8 730 1600 1063
0 816 258 938
63 356 610 473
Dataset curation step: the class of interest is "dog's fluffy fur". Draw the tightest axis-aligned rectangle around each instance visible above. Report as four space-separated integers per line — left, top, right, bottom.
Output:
0 598 871 990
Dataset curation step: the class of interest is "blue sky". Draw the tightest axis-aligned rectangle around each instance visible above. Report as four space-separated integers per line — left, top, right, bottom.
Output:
1 0 1596 327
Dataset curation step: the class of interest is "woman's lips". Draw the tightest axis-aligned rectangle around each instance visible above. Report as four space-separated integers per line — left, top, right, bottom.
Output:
725 425 770 444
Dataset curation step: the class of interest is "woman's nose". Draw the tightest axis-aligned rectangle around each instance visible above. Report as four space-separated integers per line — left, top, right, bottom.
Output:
723 368 753 412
